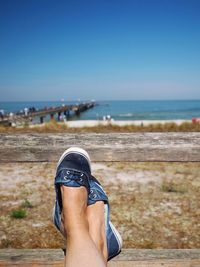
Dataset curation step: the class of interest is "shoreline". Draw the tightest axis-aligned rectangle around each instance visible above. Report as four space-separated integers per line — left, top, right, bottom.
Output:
56 119 191 128
1 118 199 133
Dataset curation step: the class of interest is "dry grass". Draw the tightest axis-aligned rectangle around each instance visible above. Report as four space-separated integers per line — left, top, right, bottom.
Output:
0 162 200 249
0 120 200 133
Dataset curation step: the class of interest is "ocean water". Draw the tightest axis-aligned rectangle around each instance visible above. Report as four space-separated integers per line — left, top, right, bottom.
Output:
0 100 200 121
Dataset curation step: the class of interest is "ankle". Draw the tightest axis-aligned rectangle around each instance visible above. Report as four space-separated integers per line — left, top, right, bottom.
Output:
93 236 107 257
61 185 88 234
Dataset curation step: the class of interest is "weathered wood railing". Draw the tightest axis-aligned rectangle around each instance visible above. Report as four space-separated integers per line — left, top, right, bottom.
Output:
0 249 200 267
0 132 200 266
0 133 200 162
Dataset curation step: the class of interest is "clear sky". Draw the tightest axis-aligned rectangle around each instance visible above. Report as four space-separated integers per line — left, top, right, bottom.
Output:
0 0 200 101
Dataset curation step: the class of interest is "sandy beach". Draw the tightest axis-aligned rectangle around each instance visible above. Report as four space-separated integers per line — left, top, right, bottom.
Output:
60 119 192 128
25 118 198 133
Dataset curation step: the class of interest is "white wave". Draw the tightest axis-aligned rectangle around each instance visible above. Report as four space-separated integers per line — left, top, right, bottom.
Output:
118 113 134 117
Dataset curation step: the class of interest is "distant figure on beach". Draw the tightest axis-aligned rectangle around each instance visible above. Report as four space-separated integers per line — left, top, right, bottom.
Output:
0 109 4 120
29 107 36 113
24 107 28 116
103 115 114 122
52 147 122 267
9 112 14 119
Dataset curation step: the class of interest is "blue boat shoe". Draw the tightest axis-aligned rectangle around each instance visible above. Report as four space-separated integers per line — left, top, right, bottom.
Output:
54 147 91 213
52 147 122 261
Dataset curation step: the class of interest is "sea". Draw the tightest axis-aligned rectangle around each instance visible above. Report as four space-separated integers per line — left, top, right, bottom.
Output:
0 100 200 121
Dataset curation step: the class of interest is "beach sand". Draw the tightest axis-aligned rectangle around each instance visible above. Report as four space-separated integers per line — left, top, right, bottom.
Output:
0 161 200 249
62 119 191 128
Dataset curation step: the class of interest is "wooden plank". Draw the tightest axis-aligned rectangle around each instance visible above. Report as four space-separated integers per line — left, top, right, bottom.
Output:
108 261 200 267
0 249 200 267
1 260 199 267
0 133 200 162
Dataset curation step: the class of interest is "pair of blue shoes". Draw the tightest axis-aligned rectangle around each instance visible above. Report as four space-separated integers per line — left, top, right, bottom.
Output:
52 147 122 261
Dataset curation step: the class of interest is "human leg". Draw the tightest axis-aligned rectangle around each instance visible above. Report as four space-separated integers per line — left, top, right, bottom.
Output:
87 201 108 262
55 176 122 262
53 147 106 267
88 175 122 261
52 147 122 265
61 185 106 267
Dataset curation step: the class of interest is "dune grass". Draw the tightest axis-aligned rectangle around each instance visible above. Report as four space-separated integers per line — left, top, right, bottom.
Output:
10 209 27 219
0 120 200 133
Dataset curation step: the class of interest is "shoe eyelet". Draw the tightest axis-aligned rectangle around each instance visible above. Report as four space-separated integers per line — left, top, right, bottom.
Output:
90 189 93 194
66 171 70 175
93 194 97 198
81 173 84 177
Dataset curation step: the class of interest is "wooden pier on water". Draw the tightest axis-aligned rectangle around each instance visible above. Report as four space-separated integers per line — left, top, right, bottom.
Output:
0 101 96 126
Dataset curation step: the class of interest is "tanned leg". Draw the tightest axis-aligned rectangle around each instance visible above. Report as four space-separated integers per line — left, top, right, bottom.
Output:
87 201 108 263
61 185 106 267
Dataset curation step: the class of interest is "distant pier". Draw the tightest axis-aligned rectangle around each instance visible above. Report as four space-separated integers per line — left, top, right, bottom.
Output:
0 101 96 126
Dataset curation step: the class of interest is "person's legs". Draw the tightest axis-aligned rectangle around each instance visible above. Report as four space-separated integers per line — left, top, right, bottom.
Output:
88 175 122 261
61 185 107 267
53 147 121 265
87 201 108 262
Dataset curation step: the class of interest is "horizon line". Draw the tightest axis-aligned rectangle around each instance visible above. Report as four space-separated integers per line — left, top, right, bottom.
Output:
1 98 200 103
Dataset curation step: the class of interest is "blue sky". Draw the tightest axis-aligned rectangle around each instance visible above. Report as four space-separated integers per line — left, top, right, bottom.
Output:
0 0 200 101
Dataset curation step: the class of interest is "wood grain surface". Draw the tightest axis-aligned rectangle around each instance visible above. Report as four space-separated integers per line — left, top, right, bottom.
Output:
0 249 200 267
0 132 200 162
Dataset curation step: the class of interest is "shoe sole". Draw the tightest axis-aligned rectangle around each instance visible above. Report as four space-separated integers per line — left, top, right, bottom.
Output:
56 147 91 173
104 204 122 254
109 221 123 252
